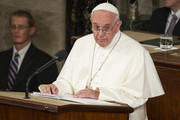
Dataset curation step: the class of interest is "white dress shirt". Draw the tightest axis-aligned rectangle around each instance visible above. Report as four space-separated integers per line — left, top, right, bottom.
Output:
12 42 31 71
165 9 180 33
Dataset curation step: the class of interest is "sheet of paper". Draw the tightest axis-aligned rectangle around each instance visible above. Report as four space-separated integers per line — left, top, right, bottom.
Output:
32 92 120 106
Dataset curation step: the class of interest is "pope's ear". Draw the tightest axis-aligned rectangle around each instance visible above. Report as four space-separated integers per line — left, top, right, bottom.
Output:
116 20 122 31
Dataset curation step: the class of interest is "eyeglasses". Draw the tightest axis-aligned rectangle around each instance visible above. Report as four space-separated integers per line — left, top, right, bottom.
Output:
91 21 117 34
9 25 29 31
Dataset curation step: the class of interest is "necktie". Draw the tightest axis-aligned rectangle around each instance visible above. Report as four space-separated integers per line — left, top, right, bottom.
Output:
166 14 178 35
8 53 19 90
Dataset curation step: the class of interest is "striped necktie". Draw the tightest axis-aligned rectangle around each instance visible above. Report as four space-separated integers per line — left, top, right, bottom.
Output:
8 52 19 90
166 14 178 35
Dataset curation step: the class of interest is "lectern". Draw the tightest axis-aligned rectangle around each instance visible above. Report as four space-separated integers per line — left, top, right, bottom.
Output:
0 92 133 120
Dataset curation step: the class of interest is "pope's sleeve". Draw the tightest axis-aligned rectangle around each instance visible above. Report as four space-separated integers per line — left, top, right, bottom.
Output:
99 88 148 108
52 50 74 96
98 49 159 108
52 40 81 96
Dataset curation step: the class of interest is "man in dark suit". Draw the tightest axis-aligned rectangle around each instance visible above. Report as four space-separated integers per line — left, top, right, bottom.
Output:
0 10 58 92
150 0 180 36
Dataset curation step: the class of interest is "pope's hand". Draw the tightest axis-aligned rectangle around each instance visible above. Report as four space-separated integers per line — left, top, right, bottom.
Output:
74 88 99 99
39 84 58 95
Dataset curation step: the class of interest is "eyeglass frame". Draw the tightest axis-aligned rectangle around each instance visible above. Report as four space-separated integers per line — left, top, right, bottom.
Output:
91 20 118 34
9 25 30 31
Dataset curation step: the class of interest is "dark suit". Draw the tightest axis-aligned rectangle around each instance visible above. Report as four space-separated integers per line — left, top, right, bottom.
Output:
0 44 58 92
150 7 180 36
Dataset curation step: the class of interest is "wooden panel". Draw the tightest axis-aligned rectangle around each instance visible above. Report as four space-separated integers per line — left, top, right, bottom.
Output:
0 103 128 120
0 92 133 113
152 49 180 68
147 66 180 120
147 49 180 120
0 92 133 120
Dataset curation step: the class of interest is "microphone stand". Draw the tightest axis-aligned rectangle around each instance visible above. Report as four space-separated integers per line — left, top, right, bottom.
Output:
24 49 67 99
25 71 38 99
25 57 58 99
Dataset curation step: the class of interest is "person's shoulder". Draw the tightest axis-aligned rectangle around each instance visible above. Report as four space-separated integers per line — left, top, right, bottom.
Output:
0 48 12 57
70 33 94 54
76 33 93 43
120 32 146 51
121 32 141 45
73 33 94 46
30 44 53 61
153 7 170 15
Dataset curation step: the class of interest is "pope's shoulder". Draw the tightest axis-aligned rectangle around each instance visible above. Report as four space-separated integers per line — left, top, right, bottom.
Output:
76 33 94 43
120 32 146 50
72 33 94 48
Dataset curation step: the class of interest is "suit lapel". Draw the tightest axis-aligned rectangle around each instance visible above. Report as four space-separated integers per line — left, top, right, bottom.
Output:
162 8 171 33
173 20 180 35
14 44 36 88
164 8 180 36
1 49 13 88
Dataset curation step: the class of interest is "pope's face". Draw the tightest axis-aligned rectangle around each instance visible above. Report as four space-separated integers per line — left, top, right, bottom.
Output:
90 10 121 47
164 0 180 9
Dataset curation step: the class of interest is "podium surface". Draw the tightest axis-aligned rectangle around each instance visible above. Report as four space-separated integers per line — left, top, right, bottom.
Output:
0 91 133 120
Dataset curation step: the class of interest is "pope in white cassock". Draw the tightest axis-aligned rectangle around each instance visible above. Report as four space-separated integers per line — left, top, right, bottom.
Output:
39 2 164 120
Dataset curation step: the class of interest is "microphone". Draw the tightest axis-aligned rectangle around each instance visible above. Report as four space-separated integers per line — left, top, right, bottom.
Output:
25 50 68 99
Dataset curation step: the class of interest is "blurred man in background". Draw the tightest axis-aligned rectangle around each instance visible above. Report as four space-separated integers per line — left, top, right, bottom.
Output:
150 0 180 36
0 10 58 92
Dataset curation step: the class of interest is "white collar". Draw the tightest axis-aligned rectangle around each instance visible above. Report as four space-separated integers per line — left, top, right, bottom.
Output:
170 9 180 19
13 42 31 58
96 31 121 49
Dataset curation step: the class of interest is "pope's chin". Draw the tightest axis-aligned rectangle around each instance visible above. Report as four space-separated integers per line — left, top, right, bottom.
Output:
98 41 108 47
96 39 108 47
97 42 106 47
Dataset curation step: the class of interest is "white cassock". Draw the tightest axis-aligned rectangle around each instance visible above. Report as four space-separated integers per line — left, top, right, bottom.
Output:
53 31 164 120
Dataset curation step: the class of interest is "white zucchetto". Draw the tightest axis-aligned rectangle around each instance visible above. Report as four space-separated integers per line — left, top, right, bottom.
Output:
91 2 119 16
